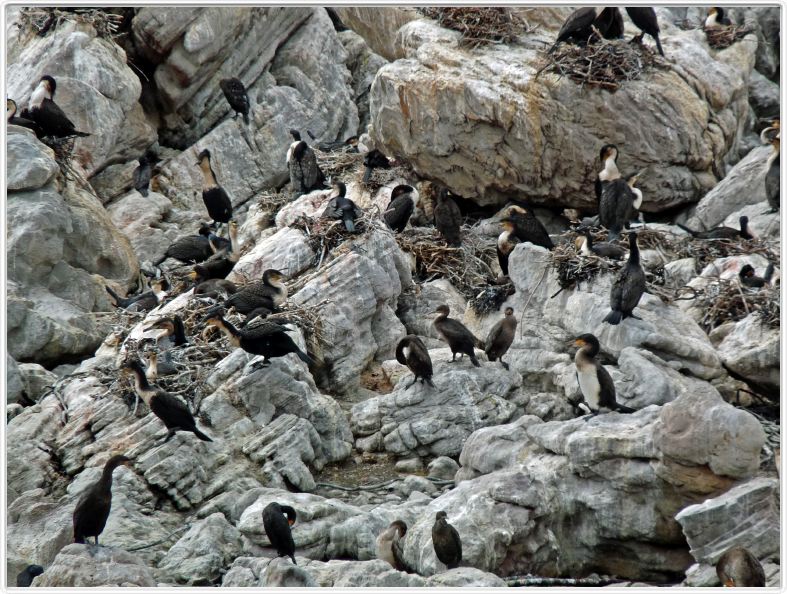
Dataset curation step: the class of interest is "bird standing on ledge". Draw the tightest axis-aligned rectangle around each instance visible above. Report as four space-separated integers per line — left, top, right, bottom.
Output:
72 454 131 547
25 75 90 138
196 149 233 234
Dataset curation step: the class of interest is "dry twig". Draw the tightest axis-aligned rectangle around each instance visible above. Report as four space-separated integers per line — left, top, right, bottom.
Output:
418 7 533 48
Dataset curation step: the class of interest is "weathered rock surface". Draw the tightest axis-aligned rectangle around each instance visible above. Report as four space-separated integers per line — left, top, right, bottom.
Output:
716 315 779 394
333 7 421 60
7 354 24 404
34 544 156 587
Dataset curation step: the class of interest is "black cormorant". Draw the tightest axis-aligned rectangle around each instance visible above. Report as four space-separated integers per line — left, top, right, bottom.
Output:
595 7 624 39
548 7 623 53
506 205 554 249
433 305 483 366
190 221 240 279
677 216 754 240
362 149 391 183
595 144 621 202
705 7 732 27
573 333 634 417
377 520 408 572
322 180 362 232
194 277 238 299
219 78 250 125
286 129 325 196
145 315 188 347
739 263 774 288
496 217 520 277
154 223 214 266
105 278 168 312
599 173 643 241
262 502 297 564
626 8 664 56
72 454 131 546
575 229 626 260
484 307 517 370
716 547 765 587
396 335 434 388
196 149 233 232
133 150 158 197
432 511 461 570
764 123 780 213
223 269 287 314
16 565 44 587
384 184 418 232
434 188 462 246
26 76 90 138
603 232 646 325
7 98 42 136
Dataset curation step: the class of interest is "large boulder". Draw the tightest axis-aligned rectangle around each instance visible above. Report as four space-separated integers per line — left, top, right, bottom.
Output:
33 544 156 587
716 315 779 394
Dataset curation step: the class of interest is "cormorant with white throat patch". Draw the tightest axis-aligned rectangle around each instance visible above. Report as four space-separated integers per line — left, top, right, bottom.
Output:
485 307 517 370
705 7 732 27
603 232 646 325
262 502 298 564
73 454 132 546
433 305 484 366
223 269 287 314
322 180 362 232
599 173 643 241
25 75 90 138
286 129 325 196
506 205 554 249
196 149 233 232
433 188 462 246
595 144 620 202
219 78 250 125
496 217 520 276
396 335 434 388
384 184 418 232
7 98 42 136
626 8 664 56
572 333 634 418
105 278 168 312
575 229 626 260
377 520 409 572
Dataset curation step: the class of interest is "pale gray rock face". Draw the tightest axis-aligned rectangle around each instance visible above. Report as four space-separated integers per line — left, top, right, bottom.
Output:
397 278 467 341
716 315 779 393
222 556 318 587
18 363 58 402
33 544 156 587
332 7 421 60
748 69 780 119
6 127 59 191
107 190 175 264
89 161 139 204
427 456 460 480
338 30 389 131
7 354 24 404
229 226 315 283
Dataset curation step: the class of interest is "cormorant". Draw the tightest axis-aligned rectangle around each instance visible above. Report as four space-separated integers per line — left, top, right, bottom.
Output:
603 232 646 325
223 269 287 314
362 149 391 183
432 304 483 366
72 454 131 546
739 263 774 288
322 180 362 232
144 350 177 382
705 7 732 27
7 98 42 136
575 229 626 260
133 150 158 197
194 277 238 299
573 334 634 418
145 315 188 347
433 188 462 246
154 223 214 266
262 502 297 564
219 77 250 125
205 314 311 368
599 173 643 241
485 307 517 370
122 360 212 441
497 217 520 277
595 144 620 202
506 205 554 249
16 565 44 587
286 129 325 196
242 306 274 326
190 221 240 280
377 520 408 572
396 335 434 388
105 278 168 312
25 75 90 138
677 216 754 240
716 547 765 587
307 130 359 153
432 511 462 570
384 184 418 232
595 7 624 39
764 124 780 213
548 7 622 53
626 8 664 56
196 149 233 232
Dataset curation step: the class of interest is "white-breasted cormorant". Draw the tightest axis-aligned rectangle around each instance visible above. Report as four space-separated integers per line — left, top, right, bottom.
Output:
7 98 42 136
133 150 158 197
223 269 287 314
377 520 408 572
575 229 626 260
433 304 483 366
716 547 765 587
599 173 642 241
106 278 168 312
26 76 90 138
362 149 391 183
154 223 214 266
396 335 434 388
384 184 418 232
219 78 250 125
506 205 554 250
322 180 362 232
603 232 646 325
764 123 780 213
739 263 774 288
122 360 212 442
677 216 754 240
262 502 297 564
485 307 517 370
286 129 325 196
434 188 462 246
595 144 620 202
16 565 44 587
72 454 131 546
496 217 520 277
626 8 664 56
196 149 233 232
573 334 634 417
705 7 732 27
432 511 461 570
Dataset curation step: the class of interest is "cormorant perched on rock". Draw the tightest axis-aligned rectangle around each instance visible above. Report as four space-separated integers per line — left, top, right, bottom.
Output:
506 205 554 249
223 269 287 314
626 8 664 56
377 520 408 572
384 184 418 232
154 223 214 266
595 144 620 202
322 180 362 232
145 315 188 347
575 229 626 260
485 307 517 370
122 360 212 442
362 149 391 183
72 454 131 546
7 98 42 136
396 335 434 388
286 129 325 196
196 149 233 232
133 150 158 197
432 511 461 570
262 502 297 564
190 221 240 279
496 217 520 277
677 216 754 240
599 173 643 241
603 232 646 325
739 263 774 288
433 305 483 366
705 7 732 27
26 75 90 138
548 7 622 53
205 314 312 368
144 350 177 382
105 278 168 312
434 188 462 246
764 123 780 213
219 77 250 125
716 547 765 587
573 334 634 418
16 565 44 587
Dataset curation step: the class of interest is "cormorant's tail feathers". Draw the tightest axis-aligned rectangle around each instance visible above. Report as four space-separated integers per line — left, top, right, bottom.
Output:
297 350 314 366
603 309 623 325
343 216 355 233
105 285 125 307
469 353 480 367
139 188 149 197
243 112 250 126
425 377 435 388
655 35 664 57
764 262 775 283
74 131 91 137
615 403 636 413
362 166 373 183
192 427 213 442
74 534 86 544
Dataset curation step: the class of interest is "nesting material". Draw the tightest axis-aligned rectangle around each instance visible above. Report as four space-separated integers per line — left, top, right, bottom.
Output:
16 7 126 39
418 7 532 48
550 229 621 291
255 189 291 212
681 281 780 332
469 283 516 315
314 146 363 179
704 24 755 49
290 211 373 270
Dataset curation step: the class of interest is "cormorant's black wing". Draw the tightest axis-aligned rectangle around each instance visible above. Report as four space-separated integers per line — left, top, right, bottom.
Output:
219 78 250 114
556 7 597 43
384 196 414 232
618 263 647 315
133 163 151 195
242 319 291 339
766 155 780 210
150 390 196 431
595 362 618 410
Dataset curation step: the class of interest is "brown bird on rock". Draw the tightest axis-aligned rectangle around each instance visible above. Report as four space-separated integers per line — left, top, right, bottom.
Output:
396 335 434 388
485 307 517 369
432 305 484 366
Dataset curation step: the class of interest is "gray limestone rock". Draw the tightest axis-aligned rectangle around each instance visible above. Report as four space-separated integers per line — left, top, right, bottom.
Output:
717 315 779 393
33 544 156 587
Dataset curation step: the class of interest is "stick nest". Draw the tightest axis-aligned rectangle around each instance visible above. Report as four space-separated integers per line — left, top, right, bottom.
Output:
315 147 364 179
17 7 126 39
681 281 780 332
704 24 755 49
418 7 532 48
550 229 621 291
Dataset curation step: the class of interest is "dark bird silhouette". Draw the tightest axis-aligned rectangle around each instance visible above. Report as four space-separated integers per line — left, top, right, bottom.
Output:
187 221 239 279
145 315 188 348
506 205 554 249
677 216 754 240
377 520 409 572
194 277 237 299
599 174 643 241
595 7 624 39
105 278 168 312
595 144 620 202
25 75 90 138
307 130 359 153
219 77 250 125
322 180 362 232
496 217 520 276
16 565 44 587
286 129 325 196
133 150 158 197
7 98 42 136
603 232 646 325
626 8 664 56
705 7 732 27
384 184 418 232
716 547 765 587
362 149 390 183
396 335 434 388
223 269 287 314
196 149 233 232
154 223 214 266
485 307 517 370
764 122 780 213
432 511 462 570
548 7 623 53
433 304 483 366
72 454 131 546
433 188 462 246
575 229 626 260
573 334 634 419
739 263 775 288
262 502 297 564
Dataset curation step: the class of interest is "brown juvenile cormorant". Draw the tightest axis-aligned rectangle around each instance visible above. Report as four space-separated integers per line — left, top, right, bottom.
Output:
196 149 233 232
432 511 461 570
105 278 168 312
154 223 214 266
603 232 646 325
322 180 362 232
575 229 626 260
145 315 188 347
497 217 521 277
377 520 408 572
595 144 621 202
485 307 517 370
506 205 554 250
433 188 462 246
286 129 325 196
433 305 483 366
362 149 391 183
739 263 774 288
72 454 131 546
677 216 754 240
396 335 434 388
705 7 732 27
122 360 212 441
626 8 664 56
262 502 297 564
573 334 634 418
133 150 158 197
716 547 765 587
7 98 42 136
764 123 780 213
16 565 44 587
26 76 90 138
219 78 250 125
599 173 643 241
223 269 287 314
144 350 177 382
384 184 418 232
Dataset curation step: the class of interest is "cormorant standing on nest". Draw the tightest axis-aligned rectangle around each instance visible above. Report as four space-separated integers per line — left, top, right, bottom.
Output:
286 129 325 196
16 565 44 587
105 278 168 312
190 221 240 279
133 150 158 197
384 184 418 232
196 149 233 233
485 307 517 370
377 520 408 572
219 78 250 125
575 229 626 260
26 76 90 138
396 335 434 388
145 315 188 347
595 144 620 202
572 334 634 418
362 149 391 183
322 180 362 232
433 188 462 246
599 173 643 241
223 269 287 314
677 216 754 240
764 123 780 213
122 360 213 442
154 223 214 266
432 511 461 570
7 99 42 136
497 217 520 277
626 8 664 56
716 547 765 587
603 232 646 325
705 7 732 27
432 305 483 366
596 7 624 39
548 7 622 53
72 454 131 546
262 502 297 564
739 263 774 288
506 205 554 249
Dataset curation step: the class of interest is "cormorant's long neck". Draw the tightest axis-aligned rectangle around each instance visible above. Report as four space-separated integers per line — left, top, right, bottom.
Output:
130 367 155 401
601 157 620 180
30 84 48 108
100 464 120 491
173 319 187 345
216 319 242 346
199 161 217 189
628 237 640 266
